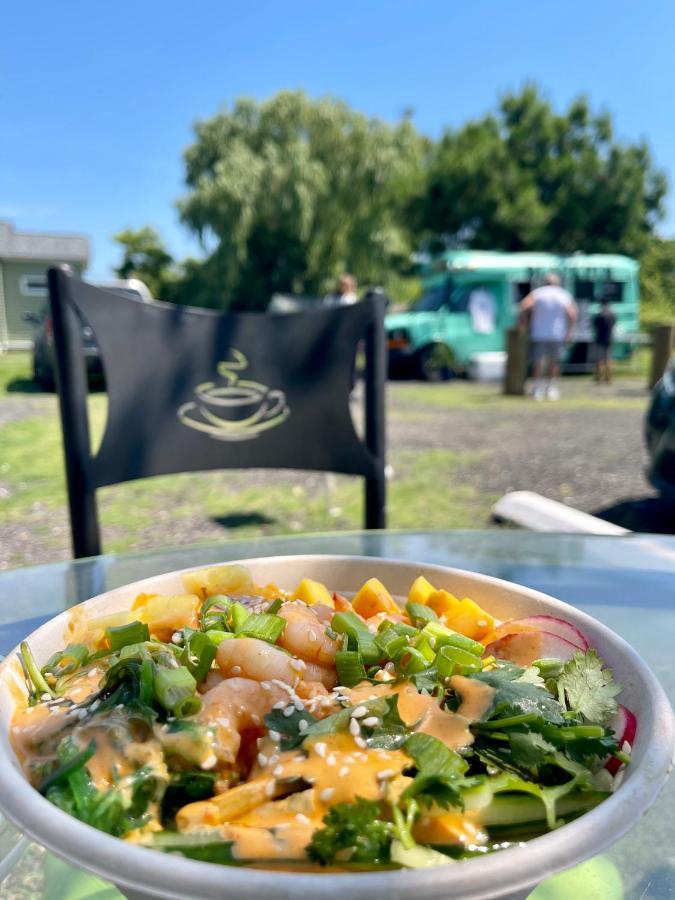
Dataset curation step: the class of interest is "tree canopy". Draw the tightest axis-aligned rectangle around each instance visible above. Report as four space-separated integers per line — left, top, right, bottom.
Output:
114 86 668 312
176 91 424 309
416 85 667 258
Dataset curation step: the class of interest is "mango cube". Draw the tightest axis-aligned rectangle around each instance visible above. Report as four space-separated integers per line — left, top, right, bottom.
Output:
408 575 436 607
352 577 399 618
139 593 200 642
441 597 494 641
293 577 334 608
182 565 253 599
425 589 460 619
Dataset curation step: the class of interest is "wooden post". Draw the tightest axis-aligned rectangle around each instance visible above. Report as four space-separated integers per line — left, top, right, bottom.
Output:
648 324 675 391
504 326 528 396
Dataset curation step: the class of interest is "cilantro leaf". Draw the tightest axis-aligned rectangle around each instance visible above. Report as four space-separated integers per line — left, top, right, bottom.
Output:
472 662 565 724
402 733 469 809
556 650 622 723
264 706 317 751
306 798 392 865
303 696 409 750
364 695 408 750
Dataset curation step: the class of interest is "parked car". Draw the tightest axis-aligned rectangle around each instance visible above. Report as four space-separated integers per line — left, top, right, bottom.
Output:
645 358 675 497
25 278 153 389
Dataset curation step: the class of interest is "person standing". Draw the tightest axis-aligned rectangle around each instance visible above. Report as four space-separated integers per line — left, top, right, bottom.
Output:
520 273 577 400
592 298 617 384
323 274 358 307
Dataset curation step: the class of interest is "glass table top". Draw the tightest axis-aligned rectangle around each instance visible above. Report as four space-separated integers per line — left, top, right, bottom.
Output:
1 530 673 899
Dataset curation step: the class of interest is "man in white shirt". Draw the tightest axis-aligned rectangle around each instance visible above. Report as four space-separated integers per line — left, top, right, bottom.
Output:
323 274 358 307
520 273 577 400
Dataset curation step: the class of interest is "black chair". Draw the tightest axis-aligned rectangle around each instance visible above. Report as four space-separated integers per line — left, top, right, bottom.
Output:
48 266 386 559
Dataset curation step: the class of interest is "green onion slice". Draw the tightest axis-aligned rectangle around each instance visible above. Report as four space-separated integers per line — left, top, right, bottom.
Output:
106 621 150 651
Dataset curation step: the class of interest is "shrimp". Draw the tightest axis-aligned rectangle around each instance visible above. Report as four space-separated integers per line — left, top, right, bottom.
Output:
199 677 288 766
216 636 336 688
277 602 340 667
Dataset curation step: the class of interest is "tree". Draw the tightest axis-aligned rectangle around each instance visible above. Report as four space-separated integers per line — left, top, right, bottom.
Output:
639 237 675 324
416 85 667 257
177 91 425 309
113 227 176 299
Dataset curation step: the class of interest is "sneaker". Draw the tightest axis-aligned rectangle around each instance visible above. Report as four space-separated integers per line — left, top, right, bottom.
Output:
533 386 545 401
546 385 560 401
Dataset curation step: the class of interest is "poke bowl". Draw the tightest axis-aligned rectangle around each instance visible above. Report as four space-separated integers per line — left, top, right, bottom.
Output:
0 554 671 900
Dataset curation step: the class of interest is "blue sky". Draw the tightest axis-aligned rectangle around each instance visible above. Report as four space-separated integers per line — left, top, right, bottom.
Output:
2 0 674 277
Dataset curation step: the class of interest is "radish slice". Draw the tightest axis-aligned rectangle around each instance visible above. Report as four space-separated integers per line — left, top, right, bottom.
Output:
485 630 581 667
504 615 589 651
605 704 637 775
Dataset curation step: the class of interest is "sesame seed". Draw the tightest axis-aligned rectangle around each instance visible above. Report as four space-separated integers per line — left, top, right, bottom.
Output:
231 665 242 675
314 742 327 758
351 706 368 718
258 753 268 767
320 787 335 803
290 658 306 672
298 719 308 733
269 754 280 766
622 741 632 754
261 681 271 689
362 716 380 728
273 765 283 777
273 701 286 710
294 699 305 711
295 813 310 825
265 781 275 797
308 629 318 643
354 737 367 748
268 729 281 742
339 766 349 777
349 718 361 736
326 753 337 766
283 705 296 717
377 769 395 781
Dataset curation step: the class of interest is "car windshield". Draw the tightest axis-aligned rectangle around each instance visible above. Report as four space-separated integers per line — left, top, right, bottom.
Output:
414 285 447 311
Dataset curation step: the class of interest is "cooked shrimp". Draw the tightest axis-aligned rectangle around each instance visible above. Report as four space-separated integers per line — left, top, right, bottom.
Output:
277 602 339 667
199 677 287 765
216 636 336 688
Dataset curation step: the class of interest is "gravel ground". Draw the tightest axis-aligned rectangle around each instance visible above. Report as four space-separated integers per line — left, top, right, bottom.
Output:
388 387 655 518
1 376 671 571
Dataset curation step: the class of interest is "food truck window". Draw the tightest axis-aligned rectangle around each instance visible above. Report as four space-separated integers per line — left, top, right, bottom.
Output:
514 282 532 303
598 281 624 303
574 280 595 302
414 285 448 312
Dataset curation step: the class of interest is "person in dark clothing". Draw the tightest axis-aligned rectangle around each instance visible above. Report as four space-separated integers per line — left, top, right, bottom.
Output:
593 299 617 383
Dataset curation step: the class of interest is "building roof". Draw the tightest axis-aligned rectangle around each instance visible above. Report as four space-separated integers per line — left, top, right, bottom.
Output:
0 220 89 265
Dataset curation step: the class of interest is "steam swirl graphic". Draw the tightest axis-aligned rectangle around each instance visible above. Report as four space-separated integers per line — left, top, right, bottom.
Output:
177 350 290 442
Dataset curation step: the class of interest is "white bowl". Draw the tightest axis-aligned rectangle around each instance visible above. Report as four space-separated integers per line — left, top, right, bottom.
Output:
0 555 671 900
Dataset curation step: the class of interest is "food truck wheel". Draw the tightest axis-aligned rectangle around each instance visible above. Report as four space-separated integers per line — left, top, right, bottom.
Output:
417 343 453 382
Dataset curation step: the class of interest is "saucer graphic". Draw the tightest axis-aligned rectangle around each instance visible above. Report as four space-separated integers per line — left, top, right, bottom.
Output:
177 350 290 441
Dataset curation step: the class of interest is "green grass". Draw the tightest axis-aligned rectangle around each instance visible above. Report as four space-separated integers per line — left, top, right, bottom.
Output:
391 380 648 412
0 353 496 568
0 348 650 569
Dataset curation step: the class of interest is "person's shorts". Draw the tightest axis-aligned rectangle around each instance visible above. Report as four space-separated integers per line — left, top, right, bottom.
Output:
531 340 565 364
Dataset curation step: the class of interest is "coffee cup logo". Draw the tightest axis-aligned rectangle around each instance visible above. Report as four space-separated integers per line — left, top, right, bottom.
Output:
177 350 290 441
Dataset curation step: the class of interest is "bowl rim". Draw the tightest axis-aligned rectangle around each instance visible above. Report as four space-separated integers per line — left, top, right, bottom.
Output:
0 553 672 900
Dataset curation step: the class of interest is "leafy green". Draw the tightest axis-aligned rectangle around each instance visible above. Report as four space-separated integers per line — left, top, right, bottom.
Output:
43 738 164 837
556 650 622 723
402 733 468 809
471 661 565 724
264 706 317 751
307 798 392 865
137 831 238 864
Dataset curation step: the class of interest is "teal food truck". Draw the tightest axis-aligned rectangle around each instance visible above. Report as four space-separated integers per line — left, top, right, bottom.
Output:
386 251 640 380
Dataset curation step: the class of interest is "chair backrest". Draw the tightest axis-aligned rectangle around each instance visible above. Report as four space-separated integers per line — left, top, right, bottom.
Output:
48 266 386 558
